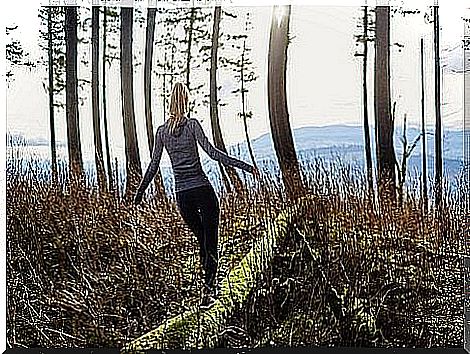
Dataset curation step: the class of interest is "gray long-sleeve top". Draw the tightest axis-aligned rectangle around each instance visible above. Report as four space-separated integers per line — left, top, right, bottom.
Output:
137 117 254 195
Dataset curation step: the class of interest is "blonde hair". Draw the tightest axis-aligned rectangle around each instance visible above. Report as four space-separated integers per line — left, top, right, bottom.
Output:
168 82 189 135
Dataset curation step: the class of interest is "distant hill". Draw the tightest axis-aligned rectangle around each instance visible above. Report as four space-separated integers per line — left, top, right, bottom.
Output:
7 132 66 147
219 125 466 185
242 124 464 162
7 125 466 191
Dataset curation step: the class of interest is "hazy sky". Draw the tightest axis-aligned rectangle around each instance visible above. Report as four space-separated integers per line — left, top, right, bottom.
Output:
5 0 469 165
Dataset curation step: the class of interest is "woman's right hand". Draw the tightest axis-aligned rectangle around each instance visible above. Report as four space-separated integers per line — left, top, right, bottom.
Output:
252 166 261 180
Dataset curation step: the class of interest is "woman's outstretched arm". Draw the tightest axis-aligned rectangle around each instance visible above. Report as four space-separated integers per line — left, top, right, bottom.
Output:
191 118 254 174
134 127 164 204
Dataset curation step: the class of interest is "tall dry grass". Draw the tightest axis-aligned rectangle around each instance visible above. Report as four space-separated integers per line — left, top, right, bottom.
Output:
222 156 466 348
6 144 466 348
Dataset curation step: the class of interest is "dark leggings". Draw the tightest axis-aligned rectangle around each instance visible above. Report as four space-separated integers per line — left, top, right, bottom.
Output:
176 185 220 290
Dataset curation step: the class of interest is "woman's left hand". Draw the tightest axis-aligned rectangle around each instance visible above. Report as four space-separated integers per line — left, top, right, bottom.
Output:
134 191 143 206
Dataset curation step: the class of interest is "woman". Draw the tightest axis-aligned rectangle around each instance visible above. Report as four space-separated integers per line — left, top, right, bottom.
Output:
134 82 259 304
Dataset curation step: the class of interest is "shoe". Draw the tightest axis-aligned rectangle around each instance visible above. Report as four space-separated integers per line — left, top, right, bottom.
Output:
200 293 216 308
200 283 217 308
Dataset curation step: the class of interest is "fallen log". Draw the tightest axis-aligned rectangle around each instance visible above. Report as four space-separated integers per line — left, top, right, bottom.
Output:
121 197 312 352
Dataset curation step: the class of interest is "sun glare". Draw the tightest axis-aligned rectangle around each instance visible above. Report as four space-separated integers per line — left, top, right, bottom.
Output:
275 6 287 27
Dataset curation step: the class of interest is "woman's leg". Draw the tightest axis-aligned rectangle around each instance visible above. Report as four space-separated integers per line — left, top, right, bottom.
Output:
176 190 206 282
197 186 220 292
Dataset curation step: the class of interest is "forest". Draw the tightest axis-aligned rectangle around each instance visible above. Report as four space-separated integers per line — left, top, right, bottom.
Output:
5 1 468 350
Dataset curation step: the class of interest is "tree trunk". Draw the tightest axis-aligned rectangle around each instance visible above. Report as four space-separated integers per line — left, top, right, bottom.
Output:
210 6 243 194
398 115 408 207
374 5 396 205
241 39 257 168
102 6 113 191
464 20 470 214
144 6 165 195
115 157 120 200
420 37 428 212
47 7 58 184
163 49 167 121
92 6 106 191
65 6 84 182
121 7 142 198
433 5 443 208
362 5 373 197
267 5 303 198
185 7 195 119
144 7 156 152
169 42 175 98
